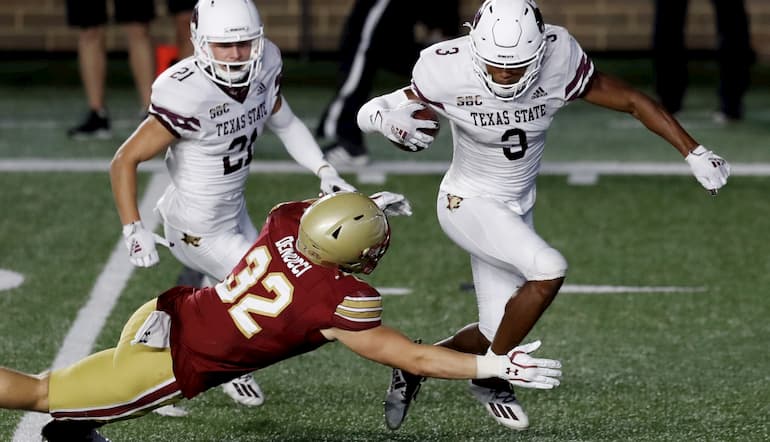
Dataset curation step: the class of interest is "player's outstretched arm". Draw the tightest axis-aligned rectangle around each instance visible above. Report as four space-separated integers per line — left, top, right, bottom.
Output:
324 326 561 388
581 72 730 194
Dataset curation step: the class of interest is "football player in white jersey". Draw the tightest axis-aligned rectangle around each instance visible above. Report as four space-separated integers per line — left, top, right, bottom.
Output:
357 0 730 432
109 0 355 414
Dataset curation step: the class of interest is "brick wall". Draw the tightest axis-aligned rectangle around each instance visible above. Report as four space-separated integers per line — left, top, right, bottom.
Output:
1 0 768 61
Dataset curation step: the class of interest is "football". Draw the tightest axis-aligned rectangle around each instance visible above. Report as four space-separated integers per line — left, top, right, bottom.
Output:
390 101 440 152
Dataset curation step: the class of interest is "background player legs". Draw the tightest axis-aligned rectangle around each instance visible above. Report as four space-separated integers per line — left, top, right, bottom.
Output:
76 26 107 114
173 10 195 58
652 0 689 115
711 0 753 120
123 22 155 112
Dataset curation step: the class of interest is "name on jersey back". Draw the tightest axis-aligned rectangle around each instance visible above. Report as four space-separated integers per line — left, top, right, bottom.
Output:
275 236 312 277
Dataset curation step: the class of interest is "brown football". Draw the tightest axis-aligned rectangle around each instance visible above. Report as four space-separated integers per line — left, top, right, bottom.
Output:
390 101 440 152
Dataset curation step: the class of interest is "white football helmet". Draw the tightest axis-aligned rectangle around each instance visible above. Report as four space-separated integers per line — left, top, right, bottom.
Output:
467 0 546 100
191 0 264 87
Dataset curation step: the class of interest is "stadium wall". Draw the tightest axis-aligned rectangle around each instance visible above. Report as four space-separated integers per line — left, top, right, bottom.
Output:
0 0 768 61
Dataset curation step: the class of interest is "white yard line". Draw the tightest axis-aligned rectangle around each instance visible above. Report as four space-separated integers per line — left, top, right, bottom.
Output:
561 284 705 294
2 158 770 177
12 172 169 442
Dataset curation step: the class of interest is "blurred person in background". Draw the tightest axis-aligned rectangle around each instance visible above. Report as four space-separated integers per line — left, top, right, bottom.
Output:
66 0 197 139
316 0 460 167
653 0 755 123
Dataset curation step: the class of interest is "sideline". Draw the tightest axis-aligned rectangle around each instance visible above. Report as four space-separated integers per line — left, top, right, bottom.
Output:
12 173 170 442
2 158 769 188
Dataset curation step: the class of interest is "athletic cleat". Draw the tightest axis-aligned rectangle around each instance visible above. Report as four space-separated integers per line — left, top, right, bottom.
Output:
322 143 370 169
222 373 265 406
384 367 426 430
153 404 189 417
67 109 112 140
41 419 111 442
468 381 529 430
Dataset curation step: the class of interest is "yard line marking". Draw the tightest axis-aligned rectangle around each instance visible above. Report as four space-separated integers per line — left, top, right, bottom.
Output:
560 284 705 294
2 158 770 178
378 287 412 296
389 284 705 297
12 172 169 442
0 269 24 292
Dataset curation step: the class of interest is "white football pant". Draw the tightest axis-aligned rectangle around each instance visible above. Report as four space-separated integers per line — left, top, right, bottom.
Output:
163 206 258 282
436 191 567 341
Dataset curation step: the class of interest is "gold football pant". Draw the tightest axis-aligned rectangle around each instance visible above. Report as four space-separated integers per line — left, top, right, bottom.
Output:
48 299 181 421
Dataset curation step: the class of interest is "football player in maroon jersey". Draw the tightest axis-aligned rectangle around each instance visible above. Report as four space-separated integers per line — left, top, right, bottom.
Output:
0 192 562 442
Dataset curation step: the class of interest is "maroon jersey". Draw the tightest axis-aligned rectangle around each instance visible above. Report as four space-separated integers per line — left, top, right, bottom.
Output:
156 201 382 398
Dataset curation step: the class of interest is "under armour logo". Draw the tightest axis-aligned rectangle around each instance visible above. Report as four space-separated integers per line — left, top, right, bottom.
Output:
138 330 152 344
506 367 519 376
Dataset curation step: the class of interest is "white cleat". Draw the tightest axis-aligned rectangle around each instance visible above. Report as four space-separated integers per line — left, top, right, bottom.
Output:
153 404 189 417
222 374 265 406
468 381 529 430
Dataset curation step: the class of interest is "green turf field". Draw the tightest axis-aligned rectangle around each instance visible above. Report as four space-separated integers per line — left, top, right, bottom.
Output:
0 58 769 441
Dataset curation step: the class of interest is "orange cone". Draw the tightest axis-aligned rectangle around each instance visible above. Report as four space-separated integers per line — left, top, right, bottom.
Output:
155 44 180 77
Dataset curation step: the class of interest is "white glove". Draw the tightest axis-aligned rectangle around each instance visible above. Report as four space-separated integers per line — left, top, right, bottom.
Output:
370 191 413 216
476 340 562 390
685 145 730 195
317 165 356 195
376 101 438 151
122 221 171 268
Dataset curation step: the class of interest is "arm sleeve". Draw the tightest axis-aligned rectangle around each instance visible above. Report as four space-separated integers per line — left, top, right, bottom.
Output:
356 88 411 133
266 96 329 175
562 35 595 102
331 291 383 331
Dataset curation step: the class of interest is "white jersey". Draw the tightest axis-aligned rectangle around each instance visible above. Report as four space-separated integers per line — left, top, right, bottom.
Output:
411 25 594 214
150 40 284 235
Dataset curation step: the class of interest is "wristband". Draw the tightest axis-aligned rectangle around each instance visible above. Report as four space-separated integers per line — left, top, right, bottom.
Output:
122 221 142 237
475 354 503 379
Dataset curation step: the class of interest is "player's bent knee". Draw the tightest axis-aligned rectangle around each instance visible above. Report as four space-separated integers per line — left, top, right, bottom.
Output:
531 247 567 280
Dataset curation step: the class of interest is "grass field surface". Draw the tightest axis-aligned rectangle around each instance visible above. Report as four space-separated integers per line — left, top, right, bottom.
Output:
0 58 768 441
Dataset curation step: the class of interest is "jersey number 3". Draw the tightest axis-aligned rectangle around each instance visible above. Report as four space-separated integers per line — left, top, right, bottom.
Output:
502 128 528 160
215 247 293 338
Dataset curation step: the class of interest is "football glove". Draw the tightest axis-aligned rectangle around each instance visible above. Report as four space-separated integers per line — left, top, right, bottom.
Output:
370 191 413 216
476 340 562 390
685 145 730 195
376 101 438 151
318 165 356 195
122 221 171 268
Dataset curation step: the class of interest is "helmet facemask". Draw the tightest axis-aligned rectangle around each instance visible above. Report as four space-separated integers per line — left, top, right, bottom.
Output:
190 0 265 88
467 0 547 101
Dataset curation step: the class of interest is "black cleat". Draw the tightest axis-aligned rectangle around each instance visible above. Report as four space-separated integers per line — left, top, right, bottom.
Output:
383 339 426 431
67 109 111 140
41 419 111 442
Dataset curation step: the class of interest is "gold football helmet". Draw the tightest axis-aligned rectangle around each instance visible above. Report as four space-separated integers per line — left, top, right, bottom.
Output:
297 192 390 274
